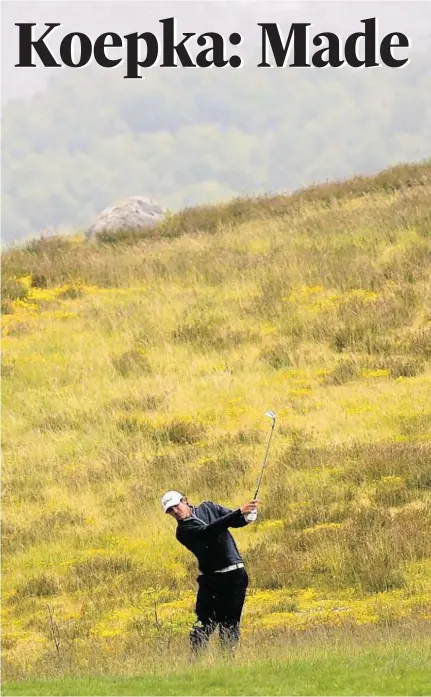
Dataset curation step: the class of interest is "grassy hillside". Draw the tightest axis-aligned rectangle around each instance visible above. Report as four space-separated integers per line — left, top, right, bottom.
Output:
1 160 431 686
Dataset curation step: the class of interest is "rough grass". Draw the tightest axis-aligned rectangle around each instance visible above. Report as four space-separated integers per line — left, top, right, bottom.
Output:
3 623 431 695
1 159 431 683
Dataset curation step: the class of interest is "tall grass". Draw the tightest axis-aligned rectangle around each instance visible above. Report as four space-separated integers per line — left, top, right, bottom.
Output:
1 160 431 682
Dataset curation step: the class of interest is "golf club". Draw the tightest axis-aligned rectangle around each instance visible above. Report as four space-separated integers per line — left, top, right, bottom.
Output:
246 410 277 522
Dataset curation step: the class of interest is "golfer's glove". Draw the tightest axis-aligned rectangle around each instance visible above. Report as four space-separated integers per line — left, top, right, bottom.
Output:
246 508 258 523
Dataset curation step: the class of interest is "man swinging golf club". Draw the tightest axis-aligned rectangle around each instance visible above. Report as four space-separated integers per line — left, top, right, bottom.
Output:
161 490 259 656
161 411 276 657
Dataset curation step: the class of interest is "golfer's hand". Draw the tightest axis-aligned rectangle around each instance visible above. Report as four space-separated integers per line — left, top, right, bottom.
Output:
240 500 261 515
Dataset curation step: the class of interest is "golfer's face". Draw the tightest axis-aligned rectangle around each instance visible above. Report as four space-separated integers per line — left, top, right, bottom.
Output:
167 500 190 520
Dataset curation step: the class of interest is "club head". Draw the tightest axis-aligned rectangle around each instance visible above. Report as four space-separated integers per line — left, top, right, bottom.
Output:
265 410 276 422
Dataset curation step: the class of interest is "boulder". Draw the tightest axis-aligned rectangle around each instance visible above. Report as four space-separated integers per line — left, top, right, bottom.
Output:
85 196 167 240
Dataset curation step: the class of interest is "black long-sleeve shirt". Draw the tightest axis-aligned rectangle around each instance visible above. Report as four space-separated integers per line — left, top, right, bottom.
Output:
176 501 249 575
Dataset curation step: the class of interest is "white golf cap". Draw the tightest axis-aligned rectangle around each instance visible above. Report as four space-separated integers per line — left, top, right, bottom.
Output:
161 490 184 513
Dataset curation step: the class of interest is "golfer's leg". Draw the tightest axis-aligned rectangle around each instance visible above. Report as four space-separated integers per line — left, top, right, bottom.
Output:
216 569 249 653
190 578 217 655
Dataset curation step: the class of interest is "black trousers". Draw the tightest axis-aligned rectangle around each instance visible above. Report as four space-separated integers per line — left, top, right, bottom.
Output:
190 567 249 654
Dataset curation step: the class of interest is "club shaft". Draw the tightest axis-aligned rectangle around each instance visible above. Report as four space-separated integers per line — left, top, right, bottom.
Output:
254 422 275 499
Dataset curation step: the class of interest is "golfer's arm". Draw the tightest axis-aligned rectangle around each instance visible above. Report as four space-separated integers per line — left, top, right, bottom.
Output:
213 503 248 527
180 509 245 541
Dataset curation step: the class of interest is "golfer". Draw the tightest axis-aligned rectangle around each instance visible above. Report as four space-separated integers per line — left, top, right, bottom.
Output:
161 490 259 656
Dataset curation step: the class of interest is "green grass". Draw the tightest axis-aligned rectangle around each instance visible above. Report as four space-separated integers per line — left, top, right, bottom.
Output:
3 639 431 695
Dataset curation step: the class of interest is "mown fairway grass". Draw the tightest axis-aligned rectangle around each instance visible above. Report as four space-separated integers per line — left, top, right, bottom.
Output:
1 160 431 691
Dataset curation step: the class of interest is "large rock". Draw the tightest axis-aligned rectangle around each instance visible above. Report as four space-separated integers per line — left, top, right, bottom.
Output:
86 196 167 239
